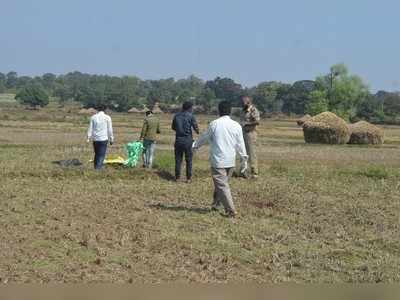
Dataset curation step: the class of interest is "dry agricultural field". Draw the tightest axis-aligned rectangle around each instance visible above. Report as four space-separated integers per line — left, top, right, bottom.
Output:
0 100 400 283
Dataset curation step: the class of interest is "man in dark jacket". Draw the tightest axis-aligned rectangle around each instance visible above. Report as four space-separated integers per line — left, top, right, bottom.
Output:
172 101 199 183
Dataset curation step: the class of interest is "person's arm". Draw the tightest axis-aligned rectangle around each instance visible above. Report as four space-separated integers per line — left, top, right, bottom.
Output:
157 120 161 134
235 127 248 173
192 115 200 135
193 125 211 150
244 107 261 127
87 117 93 142
171 116 176 131
140 119 147 140
107 117 114 144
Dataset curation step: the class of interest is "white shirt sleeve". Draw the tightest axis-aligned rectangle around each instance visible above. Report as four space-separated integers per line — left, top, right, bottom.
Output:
87 117 94 140
107 117 114 143
193 125 211 149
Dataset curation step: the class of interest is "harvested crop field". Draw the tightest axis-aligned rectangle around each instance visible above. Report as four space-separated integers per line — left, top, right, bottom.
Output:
0 105 400 283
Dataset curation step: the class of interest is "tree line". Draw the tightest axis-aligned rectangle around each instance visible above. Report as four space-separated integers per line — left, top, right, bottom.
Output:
1 64 400 124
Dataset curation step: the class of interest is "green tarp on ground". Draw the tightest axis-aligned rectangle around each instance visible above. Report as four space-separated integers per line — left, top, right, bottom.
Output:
124 141 144 167
103 141 144 167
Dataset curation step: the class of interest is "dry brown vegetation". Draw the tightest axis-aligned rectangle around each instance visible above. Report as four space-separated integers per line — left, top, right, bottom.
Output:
0 101 400 283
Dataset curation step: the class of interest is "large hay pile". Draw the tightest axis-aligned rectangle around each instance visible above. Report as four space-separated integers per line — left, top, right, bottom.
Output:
78 108 97 115
152 102 163 114
297 114 311 127
303 112 350 144
348 121 384 145
128 107 141 113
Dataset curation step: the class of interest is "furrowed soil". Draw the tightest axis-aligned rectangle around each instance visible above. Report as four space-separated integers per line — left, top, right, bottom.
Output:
0 103 400 283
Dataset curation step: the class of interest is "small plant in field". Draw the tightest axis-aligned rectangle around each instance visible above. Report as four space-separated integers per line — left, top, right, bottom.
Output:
270 161 289 175
359 166 389 180
153 151 174 171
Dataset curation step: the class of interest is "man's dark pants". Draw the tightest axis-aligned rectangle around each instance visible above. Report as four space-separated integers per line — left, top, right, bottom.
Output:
174 139 193 180
93 140 108 170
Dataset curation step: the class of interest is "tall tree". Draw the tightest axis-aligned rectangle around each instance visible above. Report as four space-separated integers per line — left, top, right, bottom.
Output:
252 81 289 113
205 77 243 105
15 84 49 108
6 71 18 89
0 72 6 93
315 63 369 120
282 80 316 115
305 90 329 115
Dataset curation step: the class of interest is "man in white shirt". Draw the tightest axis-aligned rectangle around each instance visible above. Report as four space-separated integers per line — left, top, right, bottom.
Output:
193 101 248 217
87 104 114 170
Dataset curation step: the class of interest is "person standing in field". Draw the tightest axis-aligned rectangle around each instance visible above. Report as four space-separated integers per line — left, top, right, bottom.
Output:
240 95 261 178
87 104 114 170
193 101 248 217
172 101 199 183
140 110 161 169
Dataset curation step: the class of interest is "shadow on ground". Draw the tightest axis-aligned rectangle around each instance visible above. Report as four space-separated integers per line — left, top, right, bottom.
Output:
149 203 211 214
156 170 176 181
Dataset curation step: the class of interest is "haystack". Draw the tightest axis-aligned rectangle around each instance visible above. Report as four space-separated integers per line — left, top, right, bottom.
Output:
348 121 384 145
152 102 163 114
297 114 311 127
78 108 97 115
142 105 150 113
87 108 97 114
128 107 141 113
303 112 350 144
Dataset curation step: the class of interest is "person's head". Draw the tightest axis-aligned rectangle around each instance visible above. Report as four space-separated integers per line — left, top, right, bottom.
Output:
145 110 153 116
182 101 193 112
241 95 252 109
96 103 107 112
218 101 231 117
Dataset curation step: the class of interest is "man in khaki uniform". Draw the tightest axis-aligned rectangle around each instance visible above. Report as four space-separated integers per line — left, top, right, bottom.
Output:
240 96 260 178
140 110 161 168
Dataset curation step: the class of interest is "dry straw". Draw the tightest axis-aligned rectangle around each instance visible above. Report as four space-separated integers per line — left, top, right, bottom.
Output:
303 112 350 144
348 121 384 145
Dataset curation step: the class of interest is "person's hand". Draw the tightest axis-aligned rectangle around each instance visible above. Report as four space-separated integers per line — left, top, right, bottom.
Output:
240 160 248 175
192 141 198 152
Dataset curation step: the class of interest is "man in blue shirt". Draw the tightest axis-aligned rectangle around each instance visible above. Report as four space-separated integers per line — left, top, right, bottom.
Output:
172 101 199 183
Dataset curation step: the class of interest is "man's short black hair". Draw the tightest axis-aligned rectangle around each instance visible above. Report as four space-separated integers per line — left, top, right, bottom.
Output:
145 110 153 116
218 101 231 116
182 101 193 111
96 103 107 111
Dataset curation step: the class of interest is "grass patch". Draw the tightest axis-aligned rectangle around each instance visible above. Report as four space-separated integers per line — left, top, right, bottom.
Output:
1 108 400 283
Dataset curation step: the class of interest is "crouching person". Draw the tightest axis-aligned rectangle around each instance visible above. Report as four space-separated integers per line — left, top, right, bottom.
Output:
87 104 114 170
140 110 161 168
193 101 248 217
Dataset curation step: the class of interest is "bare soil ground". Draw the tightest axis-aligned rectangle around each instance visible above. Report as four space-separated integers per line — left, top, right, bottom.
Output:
0 103 399 283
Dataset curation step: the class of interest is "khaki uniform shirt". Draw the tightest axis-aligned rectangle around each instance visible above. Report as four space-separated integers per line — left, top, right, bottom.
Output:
140 114 161 141
240 105 260 133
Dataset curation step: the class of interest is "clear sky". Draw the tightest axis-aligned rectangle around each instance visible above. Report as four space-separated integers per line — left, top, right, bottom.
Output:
1 0 399 91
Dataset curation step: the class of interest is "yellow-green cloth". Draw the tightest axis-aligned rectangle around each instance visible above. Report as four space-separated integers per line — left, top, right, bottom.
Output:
124 141 144 167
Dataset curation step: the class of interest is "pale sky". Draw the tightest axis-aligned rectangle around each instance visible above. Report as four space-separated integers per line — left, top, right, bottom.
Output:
1 0 399 91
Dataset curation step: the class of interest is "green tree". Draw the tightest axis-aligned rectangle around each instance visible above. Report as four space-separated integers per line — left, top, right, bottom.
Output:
315 63 369 120
381 92 400 118
42 73 56 91
205 77 243 106
6 71 18 89
305 90 329 115
252 81 289 113
197 88 216 112
0 72 6 92
282 80 316 115
356 94 384 123
15 84 49 108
